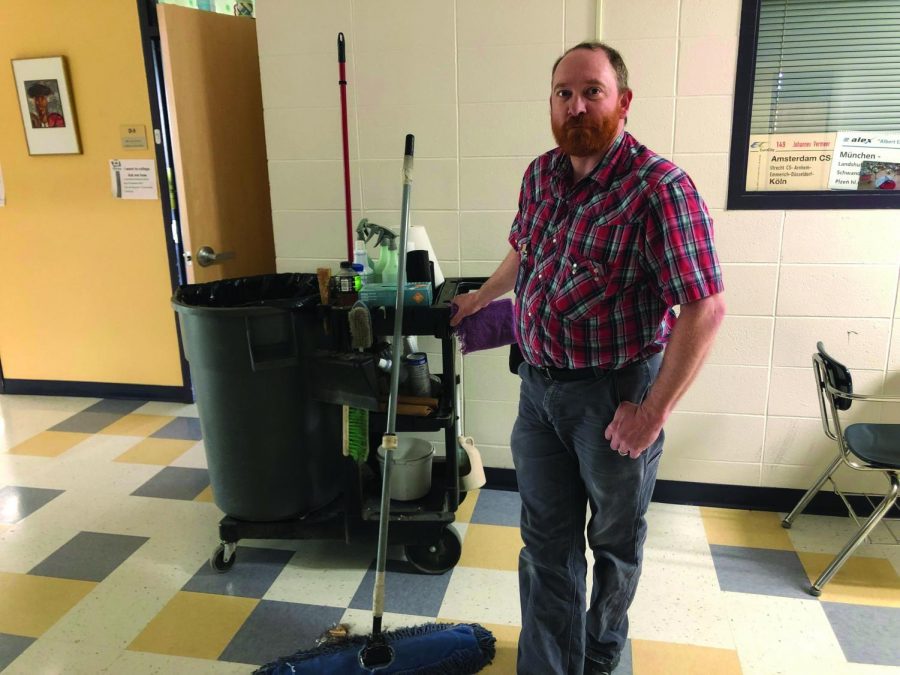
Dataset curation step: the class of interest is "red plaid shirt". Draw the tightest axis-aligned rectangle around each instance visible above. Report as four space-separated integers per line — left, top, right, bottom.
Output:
509 132 724 369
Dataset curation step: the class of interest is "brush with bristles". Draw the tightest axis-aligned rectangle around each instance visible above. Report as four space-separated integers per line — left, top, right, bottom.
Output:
344 301 373 461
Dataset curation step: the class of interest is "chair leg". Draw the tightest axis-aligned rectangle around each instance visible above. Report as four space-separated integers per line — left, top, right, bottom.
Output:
809 474 900 596
782 455 843 528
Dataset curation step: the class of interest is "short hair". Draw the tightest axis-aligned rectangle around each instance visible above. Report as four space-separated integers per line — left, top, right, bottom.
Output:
552 42 630 93
26 82 53 98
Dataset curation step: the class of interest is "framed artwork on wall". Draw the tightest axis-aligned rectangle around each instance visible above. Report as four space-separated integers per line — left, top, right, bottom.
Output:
11 56 81 156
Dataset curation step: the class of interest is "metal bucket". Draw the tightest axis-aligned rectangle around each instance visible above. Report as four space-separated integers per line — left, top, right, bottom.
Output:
377 436 433 501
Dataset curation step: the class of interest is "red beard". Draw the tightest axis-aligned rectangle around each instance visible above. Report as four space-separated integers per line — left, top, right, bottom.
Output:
552 112 620 157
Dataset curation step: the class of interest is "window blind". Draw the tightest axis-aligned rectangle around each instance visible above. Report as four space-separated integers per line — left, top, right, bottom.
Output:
750 0 900 134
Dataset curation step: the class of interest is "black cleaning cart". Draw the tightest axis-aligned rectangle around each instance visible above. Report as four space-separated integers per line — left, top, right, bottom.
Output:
172 273 485 574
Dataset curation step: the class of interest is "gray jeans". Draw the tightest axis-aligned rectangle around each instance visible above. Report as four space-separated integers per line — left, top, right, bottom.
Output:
511 354 663 675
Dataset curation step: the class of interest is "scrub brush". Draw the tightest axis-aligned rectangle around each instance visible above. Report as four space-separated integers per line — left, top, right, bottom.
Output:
344 301 373 462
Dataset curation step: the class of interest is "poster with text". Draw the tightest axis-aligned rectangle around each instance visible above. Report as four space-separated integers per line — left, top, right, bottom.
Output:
828 131 900 190
746 133 835 191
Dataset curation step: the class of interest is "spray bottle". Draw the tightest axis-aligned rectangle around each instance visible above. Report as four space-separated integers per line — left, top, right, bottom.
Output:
379 234 400 285
356 219 398 284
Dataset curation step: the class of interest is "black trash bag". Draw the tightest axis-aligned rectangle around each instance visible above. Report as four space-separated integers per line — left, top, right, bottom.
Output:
175 273 320 309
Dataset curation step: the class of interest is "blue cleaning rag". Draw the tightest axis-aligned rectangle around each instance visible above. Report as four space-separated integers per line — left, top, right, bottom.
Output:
451 298 516 355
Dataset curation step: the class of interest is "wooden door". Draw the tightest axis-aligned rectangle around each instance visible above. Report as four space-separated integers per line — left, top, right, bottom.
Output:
157 4 275 283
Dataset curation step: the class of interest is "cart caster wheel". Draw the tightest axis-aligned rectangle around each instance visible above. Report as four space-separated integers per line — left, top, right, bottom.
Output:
405 527 461 574
210 543 236 573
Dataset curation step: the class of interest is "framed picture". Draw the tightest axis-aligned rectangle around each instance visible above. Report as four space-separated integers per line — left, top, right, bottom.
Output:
12 56 81 155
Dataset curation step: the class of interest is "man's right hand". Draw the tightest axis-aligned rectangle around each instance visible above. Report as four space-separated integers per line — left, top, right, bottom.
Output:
450 290 484 327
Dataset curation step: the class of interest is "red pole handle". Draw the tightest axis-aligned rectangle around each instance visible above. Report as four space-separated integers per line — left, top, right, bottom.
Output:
338 33 353 261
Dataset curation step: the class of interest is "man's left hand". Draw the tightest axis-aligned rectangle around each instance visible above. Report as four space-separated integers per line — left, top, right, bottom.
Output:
604 402 663 459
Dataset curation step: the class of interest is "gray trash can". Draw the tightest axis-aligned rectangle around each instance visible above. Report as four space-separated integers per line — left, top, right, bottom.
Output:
172 273 343 521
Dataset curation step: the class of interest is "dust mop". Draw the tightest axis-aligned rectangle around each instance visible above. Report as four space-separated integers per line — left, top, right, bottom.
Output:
255 137 494 674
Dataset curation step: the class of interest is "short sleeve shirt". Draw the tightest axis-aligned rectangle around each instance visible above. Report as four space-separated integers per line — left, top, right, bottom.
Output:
509 132 724 369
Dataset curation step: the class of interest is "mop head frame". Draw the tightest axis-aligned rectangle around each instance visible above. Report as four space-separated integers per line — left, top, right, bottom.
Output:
254 621 496 674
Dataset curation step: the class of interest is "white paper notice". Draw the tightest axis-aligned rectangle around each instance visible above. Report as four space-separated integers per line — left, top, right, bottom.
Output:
0 161 5 206
110 159 158 200
828 131 900 191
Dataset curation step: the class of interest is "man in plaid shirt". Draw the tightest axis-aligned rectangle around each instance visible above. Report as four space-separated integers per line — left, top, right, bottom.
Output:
452 42 725 675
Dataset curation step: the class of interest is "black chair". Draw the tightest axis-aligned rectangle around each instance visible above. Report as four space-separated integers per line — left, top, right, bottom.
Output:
782 342 900 596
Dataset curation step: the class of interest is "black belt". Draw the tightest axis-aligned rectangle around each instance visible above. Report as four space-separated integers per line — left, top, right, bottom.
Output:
531 364 610 382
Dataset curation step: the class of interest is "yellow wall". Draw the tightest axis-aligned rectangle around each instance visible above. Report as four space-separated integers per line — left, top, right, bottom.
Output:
0 0 183 386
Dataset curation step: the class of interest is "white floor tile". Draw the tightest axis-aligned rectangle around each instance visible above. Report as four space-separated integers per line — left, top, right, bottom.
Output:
133 402 200 418
0 408 91 452
264 540 372 607
105 650 253 674
786 512 898 556
170 441 208 469
726 591 846 675
439 567 521 626
1 637 121 675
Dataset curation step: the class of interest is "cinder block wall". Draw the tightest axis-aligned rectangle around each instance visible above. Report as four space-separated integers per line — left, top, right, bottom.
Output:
256 0 900 492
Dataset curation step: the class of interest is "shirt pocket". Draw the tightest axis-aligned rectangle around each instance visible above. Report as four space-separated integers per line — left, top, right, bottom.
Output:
550 253 622 322
514 236 534 295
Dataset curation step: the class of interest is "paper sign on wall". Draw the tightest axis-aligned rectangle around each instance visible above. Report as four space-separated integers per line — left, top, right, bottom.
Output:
110 159 158 200
745 133 835 191
828 131 900 191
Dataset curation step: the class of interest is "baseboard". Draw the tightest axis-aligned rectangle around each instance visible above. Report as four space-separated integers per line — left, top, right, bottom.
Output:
0 378 193 403
484 468 899 518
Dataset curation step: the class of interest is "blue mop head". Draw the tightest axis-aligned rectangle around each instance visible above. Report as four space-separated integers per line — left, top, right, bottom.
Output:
255 622 495 674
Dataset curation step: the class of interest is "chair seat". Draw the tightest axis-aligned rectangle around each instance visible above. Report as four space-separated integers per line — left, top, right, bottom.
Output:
845 423 900 469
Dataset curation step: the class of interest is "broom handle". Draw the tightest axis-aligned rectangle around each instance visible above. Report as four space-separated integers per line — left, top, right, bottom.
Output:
338 33 353 261
372 134 415 636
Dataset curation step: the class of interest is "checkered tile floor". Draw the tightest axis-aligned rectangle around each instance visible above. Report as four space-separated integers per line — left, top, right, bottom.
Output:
1 394 898 674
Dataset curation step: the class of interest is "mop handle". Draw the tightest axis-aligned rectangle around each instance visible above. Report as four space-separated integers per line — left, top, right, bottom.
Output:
372 134 415 634
338 33 353 261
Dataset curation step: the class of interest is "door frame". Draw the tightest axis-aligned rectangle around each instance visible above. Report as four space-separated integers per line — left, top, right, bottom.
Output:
135 0 194 402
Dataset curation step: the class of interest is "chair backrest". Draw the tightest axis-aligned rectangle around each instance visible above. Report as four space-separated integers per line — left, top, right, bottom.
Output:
815 341 853 411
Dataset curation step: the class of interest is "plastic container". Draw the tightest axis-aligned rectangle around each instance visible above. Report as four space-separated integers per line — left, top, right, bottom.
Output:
377 436 434 501
358 282 432 307
404 352 432 397
380 245 399 285
329 261 359 307
171 273 343 521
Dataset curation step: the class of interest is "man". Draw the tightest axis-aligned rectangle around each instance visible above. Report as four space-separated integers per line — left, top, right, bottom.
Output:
451 42 725 675
27 82 65 128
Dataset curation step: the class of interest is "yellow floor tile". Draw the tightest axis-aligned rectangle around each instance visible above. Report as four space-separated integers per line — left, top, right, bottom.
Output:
470 622 520 674
128 591 257 659
631 638 743 675
8 431 91 457
0 572 96 638
194 485 215 503
456 489 480 524
99 414 174 437
114 438 195 465
797 551 900 607
458 523 522 571
700 507 795 551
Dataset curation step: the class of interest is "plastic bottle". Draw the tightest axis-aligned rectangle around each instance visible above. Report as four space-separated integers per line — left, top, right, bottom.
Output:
351 263 366 290
380 241 399 285
403 352 432 397
329 261 359 307
353 240 372 285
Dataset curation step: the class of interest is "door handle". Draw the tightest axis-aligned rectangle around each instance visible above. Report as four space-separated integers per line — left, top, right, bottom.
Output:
195 246 235 267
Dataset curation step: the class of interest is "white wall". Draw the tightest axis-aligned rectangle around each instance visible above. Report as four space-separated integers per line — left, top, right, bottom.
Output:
256 0 900 492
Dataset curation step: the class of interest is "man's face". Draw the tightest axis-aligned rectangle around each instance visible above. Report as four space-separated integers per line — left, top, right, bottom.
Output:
550 49 632 158
33 94 48 115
